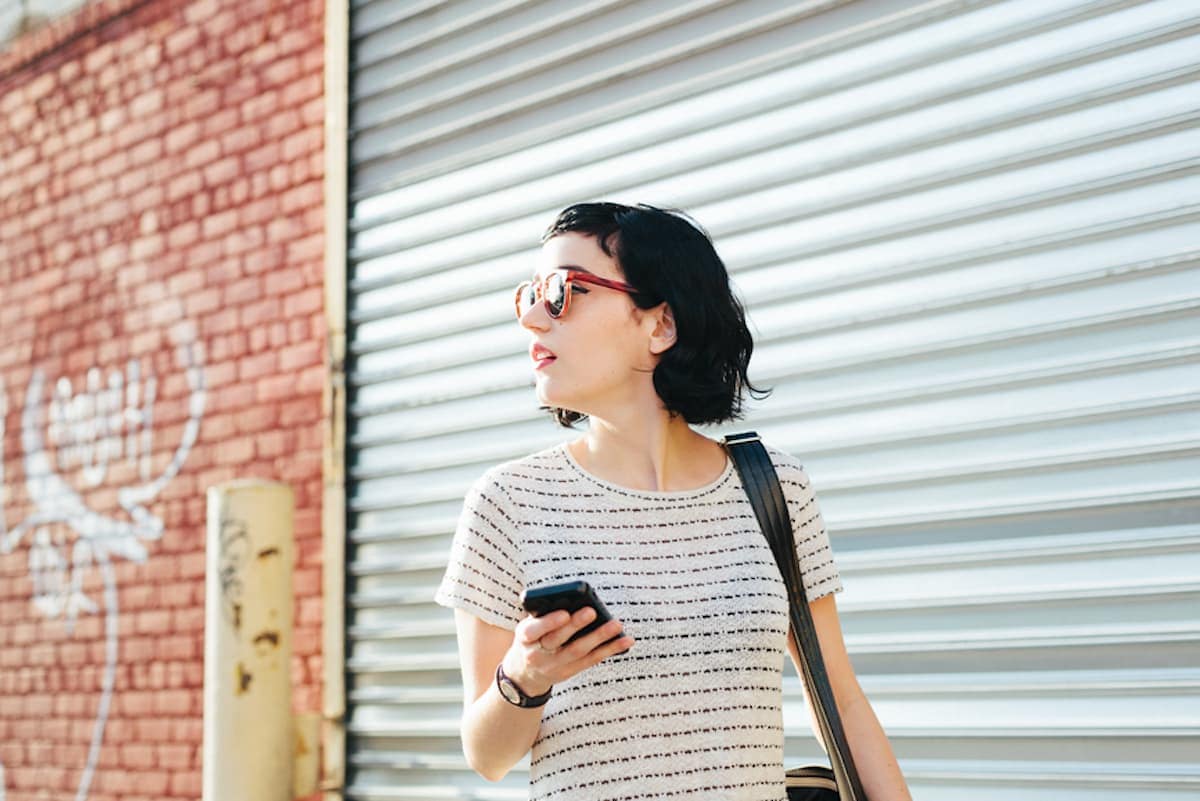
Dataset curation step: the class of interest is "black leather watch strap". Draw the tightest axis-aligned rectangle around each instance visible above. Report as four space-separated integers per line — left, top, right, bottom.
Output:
495 663 552 708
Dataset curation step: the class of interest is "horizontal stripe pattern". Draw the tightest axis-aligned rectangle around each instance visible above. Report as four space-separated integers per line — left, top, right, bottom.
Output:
434 441 842 800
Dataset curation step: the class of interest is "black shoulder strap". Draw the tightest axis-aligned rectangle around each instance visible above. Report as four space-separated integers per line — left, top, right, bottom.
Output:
723 431 865 801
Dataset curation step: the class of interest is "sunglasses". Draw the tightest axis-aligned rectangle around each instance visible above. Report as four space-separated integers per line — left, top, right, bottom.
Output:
514 269 639 320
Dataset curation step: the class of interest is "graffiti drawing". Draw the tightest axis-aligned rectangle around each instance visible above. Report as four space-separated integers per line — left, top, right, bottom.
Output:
0 319 206 801
218 515 250 631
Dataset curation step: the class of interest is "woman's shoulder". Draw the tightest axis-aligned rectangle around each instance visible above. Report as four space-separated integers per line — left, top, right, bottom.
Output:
467 441 569 497
756 439 816 484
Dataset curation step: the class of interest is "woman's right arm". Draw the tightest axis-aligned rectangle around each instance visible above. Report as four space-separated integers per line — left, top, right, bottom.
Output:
454 605 633 781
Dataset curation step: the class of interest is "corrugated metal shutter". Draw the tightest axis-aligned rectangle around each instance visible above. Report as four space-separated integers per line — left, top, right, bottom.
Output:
344 0 1200 798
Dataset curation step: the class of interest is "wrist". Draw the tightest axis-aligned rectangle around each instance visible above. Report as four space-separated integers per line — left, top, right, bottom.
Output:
495 661 552 708
501 653 552 697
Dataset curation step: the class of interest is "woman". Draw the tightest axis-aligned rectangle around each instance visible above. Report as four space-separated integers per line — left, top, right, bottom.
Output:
435 202 911 800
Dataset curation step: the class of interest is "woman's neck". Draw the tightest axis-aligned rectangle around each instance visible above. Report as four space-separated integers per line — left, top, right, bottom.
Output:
567 415 728 492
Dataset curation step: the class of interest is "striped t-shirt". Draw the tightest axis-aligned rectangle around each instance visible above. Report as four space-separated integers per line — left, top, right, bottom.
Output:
434 440 843 801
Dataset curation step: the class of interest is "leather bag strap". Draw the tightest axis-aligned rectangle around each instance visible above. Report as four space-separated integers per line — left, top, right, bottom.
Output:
723 431 866 801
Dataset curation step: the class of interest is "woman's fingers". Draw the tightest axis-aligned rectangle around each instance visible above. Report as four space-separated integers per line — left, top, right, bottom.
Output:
516 609 572 645
524 606 597 652
511 608 632 687
565 619 632 662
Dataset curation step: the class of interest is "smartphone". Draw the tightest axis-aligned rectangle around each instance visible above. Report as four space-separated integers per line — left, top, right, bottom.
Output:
521 580 619 646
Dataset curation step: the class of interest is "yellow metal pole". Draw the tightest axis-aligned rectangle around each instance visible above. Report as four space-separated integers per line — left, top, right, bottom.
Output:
203 480 295 801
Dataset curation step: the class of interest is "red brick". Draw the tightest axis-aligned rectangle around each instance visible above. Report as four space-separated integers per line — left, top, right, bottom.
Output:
178 552 206 580
256 428 296 458
222 226 265 258
172 608 204 634
99 105 127 134
201 208 237 239
279 397 320 425
119 690 153 718
239 296 282 327
158 635 197 661
84 41 115 74
133 770 170 795
155 689 194 716
170 769 202 797
184 138 219 169
157 743 192 770
167 267 204 296
283 286 323 317
220 124 260 155
167 168 202 201
130 88 163 119
186 236 222 269
203 154 239 187
121 743 156 769
27 72 57 103
135 609 171 635
255 374 296 402
165 120 200 154
165 26 200 58
279 340 321 371
131 183 165 215
184 0 219 25
241 88 279 121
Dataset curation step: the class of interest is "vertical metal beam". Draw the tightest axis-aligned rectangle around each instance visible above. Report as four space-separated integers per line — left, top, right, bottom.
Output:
321 0 350 795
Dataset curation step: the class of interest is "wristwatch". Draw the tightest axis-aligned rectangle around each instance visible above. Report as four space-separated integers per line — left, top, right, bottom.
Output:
495 663 552 708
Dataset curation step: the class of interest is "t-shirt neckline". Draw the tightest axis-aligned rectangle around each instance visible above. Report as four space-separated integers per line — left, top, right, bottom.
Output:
557 441 735 499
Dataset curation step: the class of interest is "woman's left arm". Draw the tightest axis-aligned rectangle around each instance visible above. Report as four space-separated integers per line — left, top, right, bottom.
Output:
787 593 912 801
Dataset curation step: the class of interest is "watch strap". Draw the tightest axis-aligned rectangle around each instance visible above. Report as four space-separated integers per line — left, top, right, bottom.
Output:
496 662 552 708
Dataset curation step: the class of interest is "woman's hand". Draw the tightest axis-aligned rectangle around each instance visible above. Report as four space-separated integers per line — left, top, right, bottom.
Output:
501 606 634 696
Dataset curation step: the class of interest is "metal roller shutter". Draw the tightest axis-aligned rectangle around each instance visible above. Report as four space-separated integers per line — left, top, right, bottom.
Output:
344 0 1200 798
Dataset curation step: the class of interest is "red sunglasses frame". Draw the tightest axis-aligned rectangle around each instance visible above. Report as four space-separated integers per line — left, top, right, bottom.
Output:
514 269 639 320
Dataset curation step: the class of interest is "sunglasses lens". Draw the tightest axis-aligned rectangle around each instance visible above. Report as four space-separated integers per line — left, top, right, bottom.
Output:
544 273 567 317
515 283 535 317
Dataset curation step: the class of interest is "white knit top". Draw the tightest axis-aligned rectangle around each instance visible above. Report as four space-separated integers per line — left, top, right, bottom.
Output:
434 440 844 801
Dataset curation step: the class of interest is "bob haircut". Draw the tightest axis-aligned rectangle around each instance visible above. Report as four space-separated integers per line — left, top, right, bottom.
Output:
539 201 769 428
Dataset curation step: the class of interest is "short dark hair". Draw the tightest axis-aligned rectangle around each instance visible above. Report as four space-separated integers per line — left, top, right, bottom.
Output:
539 201 769 427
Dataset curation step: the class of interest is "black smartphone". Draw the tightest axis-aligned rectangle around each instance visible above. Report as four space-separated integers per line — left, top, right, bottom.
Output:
521 580 619 646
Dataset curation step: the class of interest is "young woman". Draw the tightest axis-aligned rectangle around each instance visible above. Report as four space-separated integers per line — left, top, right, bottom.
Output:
435 202 911 800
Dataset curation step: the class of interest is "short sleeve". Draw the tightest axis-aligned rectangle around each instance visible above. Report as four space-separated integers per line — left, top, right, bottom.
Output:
769 448 844 602
433 468 526 630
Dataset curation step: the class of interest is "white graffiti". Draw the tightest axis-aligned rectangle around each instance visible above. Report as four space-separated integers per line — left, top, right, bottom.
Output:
0 319 205 801
48 360 156 488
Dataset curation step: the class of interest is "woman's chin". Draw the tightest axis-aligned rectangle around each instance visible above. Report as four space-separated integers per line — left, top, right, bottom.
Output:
535 385 586 417
534 383 563 409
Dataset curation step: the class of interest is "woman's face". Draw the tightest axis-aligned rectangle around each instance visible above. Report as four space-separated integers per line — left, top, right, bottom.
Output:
521 232 658 418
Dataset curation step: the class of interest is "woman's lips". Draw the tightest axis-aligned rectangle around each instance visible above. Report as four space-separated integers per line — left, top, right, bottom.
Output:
531 344 556 370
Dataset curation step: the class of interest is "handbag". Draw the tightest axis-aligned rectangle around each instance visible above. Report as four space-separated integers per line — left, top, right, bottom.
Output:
723 432 867 801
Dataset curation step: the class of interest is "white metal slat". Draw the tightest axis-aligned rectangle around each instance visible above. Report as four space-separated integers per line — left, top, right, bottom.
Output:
348 0 1200 278
347 0 1172 221
345 0 1200 798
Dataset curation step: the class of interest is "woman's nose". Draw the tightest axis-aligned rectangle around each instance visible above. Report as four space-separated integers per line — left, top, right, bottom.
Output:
519 297 551 331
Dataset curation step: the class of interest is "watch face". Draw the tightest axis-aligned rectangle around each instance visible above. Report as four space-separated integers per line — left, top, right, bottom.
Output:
498 677 523 706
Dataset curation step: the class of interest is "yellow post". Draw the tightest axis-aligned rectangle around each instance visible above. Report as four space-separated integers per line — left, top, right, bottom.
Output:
203 480 295 801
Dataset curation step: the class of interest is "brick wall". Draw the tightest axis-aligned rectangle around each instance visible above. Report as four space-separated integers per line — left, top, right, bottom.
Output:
0 0 326 798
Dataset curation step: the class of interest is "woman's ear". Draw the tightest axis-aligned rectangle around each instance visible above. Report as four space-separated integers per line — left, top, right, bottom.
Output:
648 302 677 355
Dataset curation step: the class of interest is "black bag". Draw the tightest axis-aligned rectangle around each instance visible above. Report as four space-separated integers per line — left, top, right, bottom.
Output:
724 432 866 801
785 765 839 800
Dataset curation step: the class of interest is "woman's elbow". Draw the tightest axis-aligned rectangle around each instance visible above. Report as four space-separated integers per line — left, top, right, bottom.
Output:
461 730 515 782
464 749 511 782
